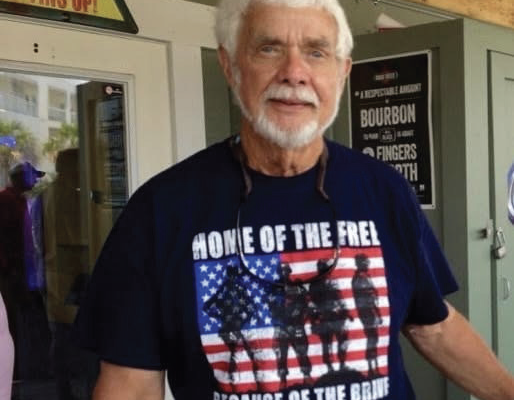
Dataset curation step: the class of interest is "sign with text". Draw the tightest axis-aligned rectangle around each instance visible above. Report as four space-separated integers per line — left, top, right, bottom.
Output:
349 51 435 209
0 0 137 33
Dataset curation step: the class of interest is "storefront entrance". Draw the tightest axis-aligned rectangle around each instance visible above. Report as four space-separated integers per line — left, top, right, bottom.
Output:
0 19 173 400
0 72 137 399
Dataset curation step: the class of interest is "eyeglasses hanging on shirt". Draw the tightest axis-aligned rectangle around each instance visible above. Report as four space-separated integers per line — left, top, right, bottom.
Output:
229 134 341 289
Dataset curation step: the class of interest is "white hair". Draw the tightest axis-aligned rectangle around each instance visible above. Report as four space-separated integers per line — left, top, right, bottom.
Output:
215 0 354 61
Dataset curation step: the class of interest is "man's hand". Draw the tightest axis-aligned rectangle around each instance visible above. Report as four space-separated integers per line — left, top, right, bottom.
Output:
403 301 514 400
93 361 165 400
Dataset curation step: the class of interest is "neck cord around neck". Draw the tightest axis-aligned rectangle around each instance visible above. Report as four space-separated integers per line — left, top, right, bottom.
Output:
229 135 341 289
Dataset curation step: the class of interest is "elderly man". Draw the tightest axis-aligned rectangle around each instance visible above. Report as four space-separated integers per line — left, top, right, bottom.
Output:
74 0 514 399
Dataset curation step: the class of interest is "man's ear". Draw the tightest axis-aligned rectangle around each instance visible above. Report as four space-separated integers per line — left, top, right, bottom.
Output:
218 46 236 88
340 57 352 86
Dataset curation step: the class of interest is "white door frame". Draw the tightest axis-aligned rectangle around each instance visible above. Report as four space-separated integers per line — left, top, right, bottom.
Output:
0 18 177 400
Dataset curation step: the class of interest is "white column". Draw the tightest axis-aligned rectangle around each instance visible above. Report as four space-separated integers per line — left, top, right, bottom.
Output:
168 42 206 164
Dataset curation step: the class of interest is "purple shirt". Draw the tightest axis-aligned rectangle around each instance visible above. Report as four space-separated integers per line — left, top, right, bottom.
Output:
0 293 13 400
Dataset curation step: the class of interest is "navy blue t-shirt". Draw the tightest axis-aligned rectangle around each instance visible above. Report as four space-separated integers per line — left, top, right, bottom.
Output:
74 138 458 400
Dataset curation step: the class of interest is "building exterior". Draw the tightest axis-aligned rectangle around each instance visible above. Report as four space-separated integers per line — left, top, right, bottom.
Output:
0 1 512 400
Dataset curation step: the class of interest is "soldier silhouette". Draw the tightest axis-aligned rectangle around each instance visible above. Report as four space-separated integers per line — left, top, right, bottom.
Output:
271 264 312 388
203 264 260 390
309 259 353 373
351 254 383 377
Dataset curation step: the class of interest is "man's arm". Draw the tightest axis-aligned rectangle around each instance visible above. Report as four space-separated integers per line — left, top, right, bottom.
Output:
403 301 514 400
93 361 165 400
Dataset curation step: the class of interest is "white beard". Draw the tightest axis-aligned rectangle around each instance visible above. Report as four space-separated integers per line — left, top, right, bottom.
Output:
232 68 342 150
253 111 319 150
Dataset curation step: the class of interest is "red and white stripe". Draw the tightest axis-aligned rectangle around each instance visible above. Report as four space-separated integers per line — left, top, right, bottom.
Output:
201 246 390 393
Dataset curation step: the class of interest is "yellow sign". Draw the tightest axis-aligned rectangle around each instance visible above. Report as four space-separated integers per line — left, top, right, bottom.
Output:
0 0 138 33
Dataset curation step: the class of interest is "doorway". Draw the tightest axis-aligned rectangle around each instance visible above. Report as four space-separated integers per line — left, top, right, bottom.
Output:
489 51 514 372
0 16 173 400
0 70 131 400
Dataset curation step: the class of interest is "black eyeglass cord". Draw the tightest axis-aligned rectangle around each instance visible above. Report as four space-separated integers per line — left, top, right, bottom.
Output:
230 135 340 289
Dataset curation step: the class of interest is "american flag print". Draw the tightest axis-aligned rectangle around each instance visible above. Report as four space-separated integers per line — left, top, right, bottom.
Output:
194 246 390 394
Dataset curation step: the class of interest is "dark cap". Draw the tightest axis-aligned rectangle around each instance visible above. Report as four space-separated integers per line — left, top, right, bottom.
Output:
8 162 45 178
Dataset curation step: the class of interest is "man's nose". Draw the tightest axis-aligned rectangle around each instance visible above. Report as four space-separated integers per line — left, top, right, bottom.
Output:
276 49 309 86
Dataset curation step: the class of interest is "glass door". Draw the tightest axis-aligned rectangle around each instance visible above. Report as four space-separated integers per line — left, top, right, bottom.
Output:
0 70 131 400
0 14 174 400
77 82 129 272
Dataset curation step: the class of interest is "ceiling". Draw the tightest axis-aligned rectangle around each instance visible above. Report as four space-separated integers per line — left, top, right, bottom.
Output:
385 0 513 29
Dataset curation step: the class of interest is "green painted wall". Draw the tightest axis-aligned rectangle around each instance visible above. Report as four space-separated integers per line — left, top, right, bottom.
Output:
201 49 232 145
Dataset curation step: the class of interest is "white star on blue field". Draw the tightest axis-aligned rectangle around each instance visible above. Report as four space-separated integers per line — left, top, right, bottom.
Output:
195 254 284 334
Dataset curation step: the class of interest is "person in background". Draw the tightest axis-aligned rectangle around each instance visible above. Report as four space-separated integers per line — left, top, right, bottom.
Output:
0 162 46 338
0 161 51 381
44 148 98 400
74 0 514 399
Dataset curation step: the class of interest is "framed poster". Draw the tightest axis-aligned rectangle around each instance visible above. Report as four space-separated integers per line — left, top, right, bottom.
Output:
348 51 435 209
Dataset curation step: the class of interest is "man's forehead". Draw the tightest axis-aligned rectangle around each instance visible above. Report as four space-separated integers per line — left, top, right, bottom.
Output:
241 4 338 44
251 33 334 49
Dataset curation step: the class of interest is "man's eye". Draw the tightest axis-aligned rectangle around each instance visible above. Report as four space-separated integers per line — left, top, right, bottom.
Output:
260 45 278 54
310 50 324 58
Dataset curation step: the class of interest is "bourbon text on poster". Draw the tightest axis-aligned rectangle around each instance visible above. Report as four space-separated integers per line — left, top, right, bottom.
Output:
360 104 416 128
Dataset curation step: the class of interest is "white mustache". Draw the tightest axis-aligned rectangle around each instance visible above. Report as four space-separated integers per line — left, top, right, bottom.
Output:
262 84 320 107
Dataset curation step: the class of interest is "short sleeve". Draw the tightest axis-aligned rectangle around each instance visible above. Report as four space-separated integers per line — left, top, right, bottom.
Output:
73 186 164 370
404 190 459 325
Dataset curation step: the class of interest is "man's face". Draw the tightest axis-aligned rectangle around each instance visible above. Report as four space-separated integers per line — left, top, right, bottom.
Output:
222 3 351 149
